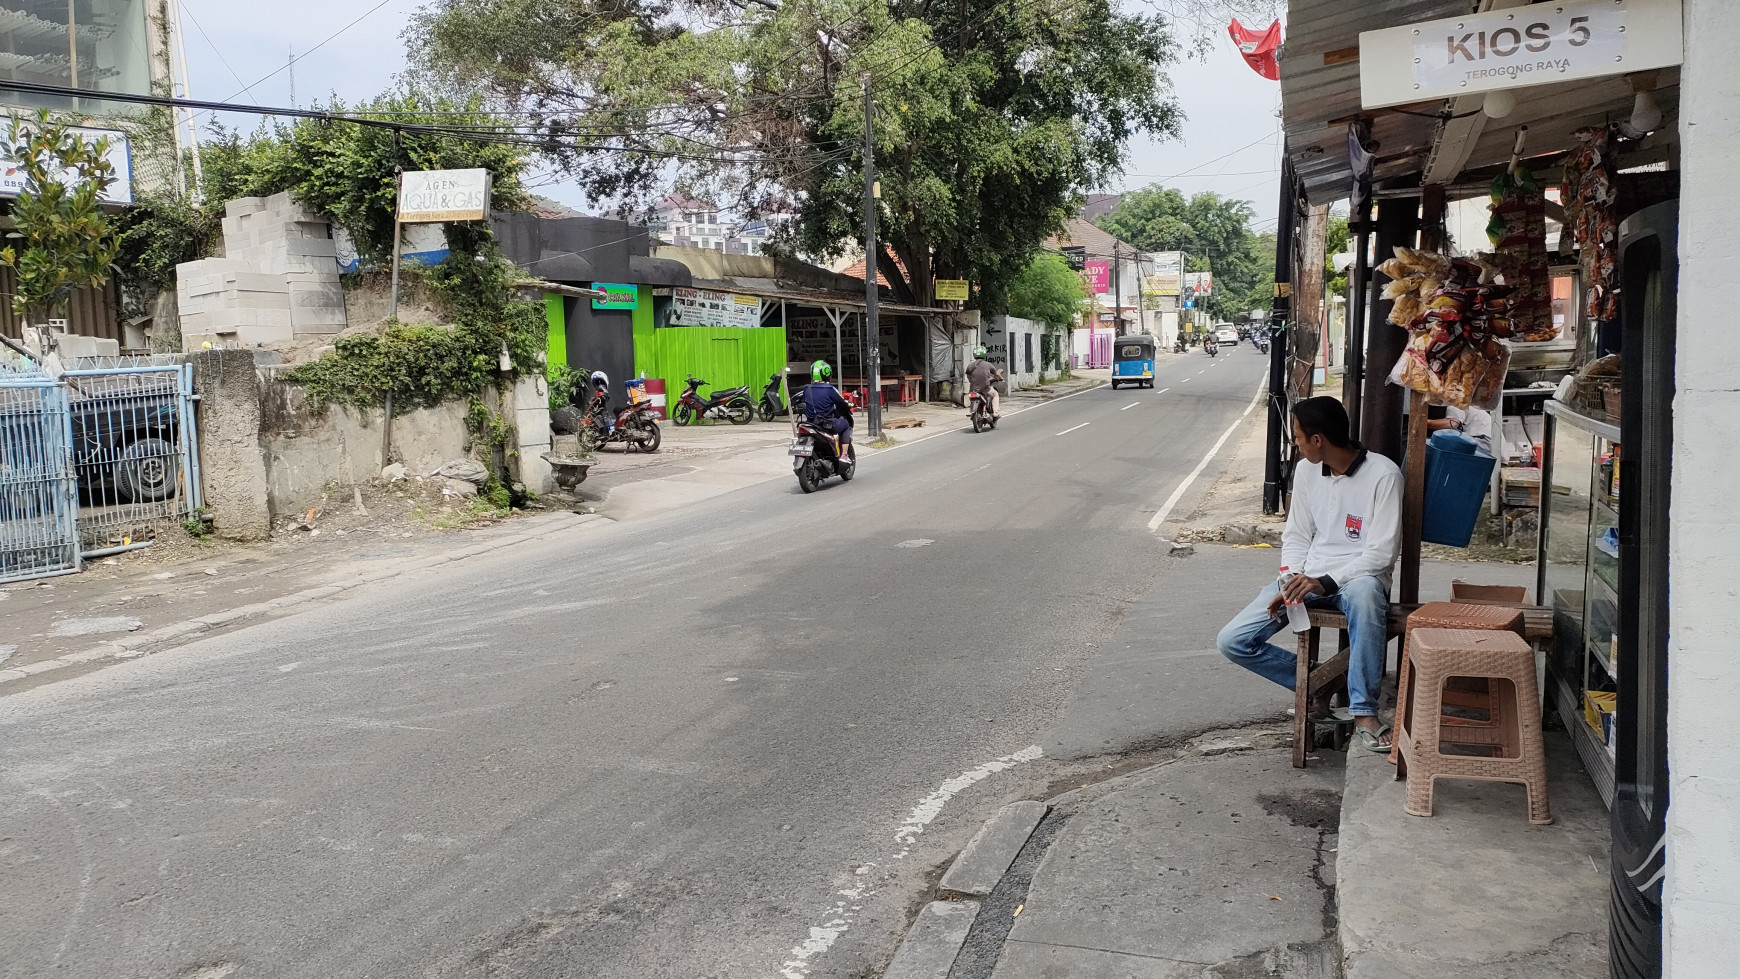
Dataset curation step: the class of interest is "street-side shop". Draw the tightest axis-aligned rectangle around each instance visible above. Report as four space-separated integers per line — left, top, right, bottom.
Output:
1274 0 1731 974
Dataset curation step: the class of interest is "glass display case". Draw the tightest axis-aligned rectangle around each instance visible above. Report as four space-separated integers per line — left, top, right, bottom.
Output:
1537 399 1621 805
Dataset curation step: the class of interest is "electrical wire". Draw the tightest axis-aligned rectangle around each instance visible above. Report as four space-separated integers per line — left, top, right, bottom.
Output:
177 0 259 105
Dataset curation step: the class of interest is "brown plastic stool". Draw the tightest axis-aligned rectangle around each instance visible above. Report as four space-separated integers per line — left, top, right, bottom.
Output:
1390 602 1527 769
1396 628 1552 825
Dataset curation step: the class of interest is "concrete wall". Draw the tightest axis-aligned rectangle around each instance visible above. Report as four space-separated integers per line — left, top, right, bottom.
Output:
1666 3 1740 974
177 192 347 348
187 349 272 541
258 369 473 520
982 316 1046 390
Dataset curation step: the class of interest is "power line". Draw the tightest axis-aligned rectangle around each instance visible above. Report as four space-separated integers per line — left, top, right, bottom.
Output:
176 0 258 105
213 0 400 108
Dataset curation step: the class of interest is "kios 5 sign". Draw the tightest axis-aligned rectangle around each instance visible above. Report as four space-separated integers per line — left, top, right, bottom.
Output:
1359 0 1682 109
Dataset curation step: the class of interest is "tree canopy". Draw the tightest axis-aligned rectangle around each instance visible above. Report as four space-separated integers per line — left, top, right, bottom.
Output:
1006 252 1087 327
1093 185 1272 321
0 111 122 324
407 0 1183 311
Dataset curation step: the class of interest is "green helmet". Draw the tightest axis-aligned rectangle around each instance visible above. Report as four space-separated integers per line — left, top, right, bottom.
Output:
811 360 833 382
973 346 988 359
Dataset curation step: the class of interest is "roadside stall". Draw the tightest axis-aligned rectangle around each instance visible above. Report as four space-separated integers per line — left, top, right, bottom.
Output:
1274 1 1703 975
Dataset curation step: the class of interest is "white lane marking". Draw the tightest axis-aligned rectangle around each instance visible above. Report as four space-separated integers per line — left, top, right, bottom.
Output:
1146 381 1265 534
1055 422 1090 436
1197 370 1206 375
1121 402 1140 410
1182 377 1191 383
779 744 1043 978
1156 387 1171 395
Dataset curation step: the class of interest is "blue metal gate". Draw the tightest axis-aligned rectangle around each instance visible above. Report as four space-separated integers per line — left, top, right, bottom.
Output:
0 367 80 583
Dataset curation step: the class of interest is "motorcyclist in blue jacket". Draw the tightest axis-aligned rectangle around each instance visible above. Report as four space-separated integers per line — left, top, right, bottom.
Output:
796 360 854 460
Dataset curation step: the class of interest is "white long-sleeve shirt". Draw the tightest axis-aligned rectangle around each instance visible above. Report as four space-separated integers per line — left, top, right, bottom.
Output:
1280 448 1403 593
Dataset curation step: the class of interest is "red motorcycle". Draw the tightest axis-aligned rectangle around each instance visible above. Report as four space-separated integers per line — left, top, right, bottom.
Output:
582 398 661 452
673 376 753 426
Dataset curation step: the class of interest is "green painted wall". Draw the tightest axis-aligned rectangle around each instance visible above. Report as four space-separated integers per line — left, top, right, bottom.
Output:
648 326 787 406
631 285 656 379
544 293 567 367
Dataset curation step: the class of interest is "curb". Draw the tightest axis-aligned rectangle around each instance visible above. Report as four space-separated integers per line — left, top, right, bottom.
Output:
0 511 608 689
877 728 1284 978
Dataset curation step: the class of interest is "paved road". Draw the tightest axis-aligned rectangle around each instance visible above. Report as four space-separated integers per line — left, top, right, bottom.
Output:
1 349 1278 979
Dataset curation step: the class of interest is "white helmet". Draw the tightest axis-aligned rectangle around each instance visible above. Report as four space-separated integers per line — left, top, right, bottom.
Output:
590 370 609 389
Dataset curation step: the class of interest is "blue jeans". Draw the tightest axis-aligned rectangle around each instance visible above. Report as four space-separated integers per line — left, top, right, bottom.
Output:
1215 576 1390 717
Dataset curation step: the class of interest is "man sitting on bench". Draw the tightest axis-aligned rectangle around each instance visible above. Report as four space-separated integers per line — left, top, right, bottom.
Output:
1216 397 1403 751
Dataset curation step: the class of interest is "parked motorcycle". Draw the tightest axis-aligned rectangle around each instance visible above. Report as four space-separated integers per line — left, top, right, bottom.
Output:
757 374 791 422
673 376 753 426
968 391 998 433
582 400 661 452
789 419 855 492
1173 340 1186 354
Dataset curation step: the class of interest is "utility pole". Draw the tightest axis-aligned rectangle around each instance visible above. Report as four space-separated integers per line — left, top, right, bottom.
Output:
1112 245 1123 337
861 76 883 439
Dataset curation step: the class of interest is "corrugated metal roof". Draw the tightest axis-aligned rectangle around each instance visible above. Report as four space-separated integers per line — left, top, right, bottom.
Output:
1280 0 1472 204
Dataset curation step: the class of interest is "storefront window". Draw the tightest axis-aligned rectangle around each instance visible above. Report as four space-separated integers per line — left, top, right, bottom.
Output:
0 0 153 113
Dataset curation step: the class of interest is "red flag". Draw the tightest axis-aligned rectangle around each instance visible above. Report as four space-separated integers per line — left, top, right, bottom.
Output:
1229 18 1282 81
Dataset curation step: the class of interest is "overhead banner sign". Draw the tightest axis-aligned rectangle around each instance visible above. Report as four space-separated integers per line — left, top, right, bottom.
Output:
935 279 969 301
667 287 762 328
1185 271 1213 296
1060 246 1087 271
1359 0 1683 109
398 168 491 223
591 283 638 310
0 126 133 205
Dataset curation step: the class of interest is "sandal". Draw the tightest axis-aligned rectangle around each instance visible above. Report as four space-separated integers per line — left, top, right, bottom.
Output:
1352 726 1393 752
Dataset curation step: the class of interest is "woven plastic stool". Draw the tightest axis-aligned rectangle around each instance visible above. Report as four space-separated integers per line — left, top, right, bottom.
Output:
1391 602 1527 768
1397 628 1552 825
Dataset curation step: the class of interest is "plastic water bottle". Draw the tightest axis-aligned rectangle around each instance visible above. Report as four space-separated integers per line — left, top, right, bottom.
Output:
1278 566 1312 633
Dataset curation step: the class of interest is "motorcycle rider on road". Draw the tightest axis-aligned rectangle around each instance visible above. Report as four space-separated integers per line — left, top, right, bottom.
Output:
965 346 1003 419
796 360 855 461
1204 335 1218 356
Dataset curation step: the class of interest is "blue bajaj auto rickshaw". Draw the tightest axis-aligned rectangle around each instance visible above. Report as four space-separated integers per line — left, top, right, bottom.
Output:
1110 335 1156 389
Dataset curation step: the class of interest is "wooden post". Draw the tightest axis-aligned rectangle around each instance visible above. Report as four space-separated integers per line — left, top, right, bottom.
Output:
1400 186 1446 605
1401 388 1429 604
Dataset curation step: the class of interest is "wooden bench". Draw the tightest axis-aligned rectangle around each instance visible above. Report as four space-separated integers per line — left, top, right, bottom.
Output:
1293 604 1416 768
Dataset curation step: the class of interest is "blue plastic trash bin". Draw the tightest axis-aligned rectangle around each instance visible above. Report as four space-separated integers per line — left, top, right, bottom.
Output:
1421 429 1497 547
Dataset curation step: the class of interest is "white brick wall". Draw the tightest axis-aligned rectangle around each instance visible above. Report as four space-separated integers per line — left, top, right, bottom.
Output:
1666 2 1740 975
175 193 348 348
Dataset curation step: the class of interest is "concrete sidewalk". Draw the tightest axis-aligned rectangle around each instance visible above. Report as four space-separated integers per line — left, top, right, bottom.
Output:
875 551 1610 978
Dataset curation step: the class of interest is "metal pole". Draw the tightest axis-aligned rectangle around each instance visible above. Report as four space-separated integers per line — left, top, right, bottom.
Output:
1263 161 1299 515
388 174 404 320
1113 245 1123 338
861 77 883 439
1343 195 1372 438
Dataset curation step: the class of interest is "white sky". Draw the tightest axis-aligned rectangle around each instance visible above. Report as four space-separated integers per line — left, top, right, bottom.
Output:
176 0 1283 226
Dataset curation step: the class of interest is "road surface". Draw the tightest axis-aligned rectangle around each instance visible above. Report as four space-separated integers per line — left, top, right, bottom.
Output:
1 349 1283 979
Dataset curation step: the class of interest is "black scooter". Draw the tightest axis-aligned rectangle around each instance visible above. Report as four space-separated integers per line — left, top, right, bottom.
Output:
790 419 855 492
757 374 790 422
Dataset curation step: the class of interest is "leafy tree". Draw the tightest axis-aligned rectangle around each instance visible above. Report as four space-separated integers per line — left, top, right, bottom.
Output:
1325 213 1350 295
199 90 532 264
1095 185 1270 321
407 0 1183 311
1007 252 1087 327
0 110 121 326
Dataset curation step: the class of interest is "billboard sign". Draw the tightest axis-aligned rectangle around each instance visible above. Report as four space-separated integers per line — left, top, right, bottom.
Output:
667 287 762 328
1085 259 1111 294
0 126 133 205
398 168 492 223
